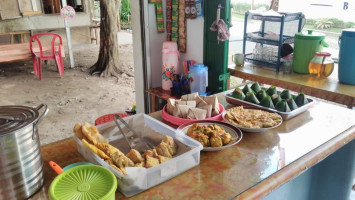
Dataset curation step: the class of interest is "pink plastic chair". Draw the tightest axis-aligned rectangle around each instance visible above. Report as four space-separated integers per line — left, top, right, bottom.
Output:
29 33 64 80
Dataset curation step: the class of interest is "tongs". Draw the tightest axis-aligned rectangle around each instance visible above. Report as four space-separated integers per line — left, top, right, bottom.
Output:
113 114 153 152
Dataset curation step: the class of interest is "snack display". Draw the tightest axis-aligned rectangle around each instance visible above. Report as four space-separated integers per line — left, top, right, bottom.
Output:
75 114 202 197
166 92 221 120
225 82 315 120
224 106 282 130
186 123 234 147
73 122 177 175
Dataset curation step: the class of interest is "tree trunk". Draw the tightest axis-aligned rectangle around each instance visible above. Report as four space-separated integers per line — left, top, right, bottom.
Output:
90 0 133 77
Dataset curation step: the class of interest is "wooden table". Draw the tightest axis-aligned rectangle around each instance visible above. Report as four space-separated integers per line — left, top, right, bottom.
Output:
228 64 355 108
29 92 355 199
145 87 181 112
0 43 65 63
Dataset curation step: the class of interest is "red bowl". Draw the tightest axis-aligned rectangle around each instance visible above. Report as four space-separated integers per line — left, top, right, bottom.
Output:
161 104 225 126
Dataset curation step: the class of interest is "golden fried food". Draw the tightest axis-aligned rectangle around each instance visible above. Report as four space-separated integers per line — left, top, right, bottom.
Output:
105 160 125 175
126 149 144 164
145 155 160 168
111 151 134 169
134 162 145 167
186 123 234 147
81 122 108 145
97 143 124 157
157 155 171 163
155 142 172 158
81 139 111 161
162 136 178 155
225 106 282 128
73 123 84 139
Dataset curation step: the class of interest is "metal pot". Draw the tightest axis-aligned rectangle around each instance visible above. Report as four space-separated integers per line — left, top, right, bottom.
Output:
0 104 48 199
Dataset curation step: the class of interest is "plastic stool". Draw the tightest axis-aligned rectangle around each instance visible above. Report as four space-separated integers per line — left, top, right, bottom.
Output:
95 113 129 125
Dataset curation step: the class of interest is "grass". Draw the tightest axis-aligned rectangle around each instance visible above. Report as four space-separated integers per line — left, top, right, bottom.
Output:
232 13 245 20
304 24 342 33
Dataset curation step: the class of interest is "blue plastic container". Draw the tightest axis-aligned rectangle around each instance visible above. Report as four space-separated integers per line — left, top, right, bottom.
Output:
338 28 355 85
190 64 208 94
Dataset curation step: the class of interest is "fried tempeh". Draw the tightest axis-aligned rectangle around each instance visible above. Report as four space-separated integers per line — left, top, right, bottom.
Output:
145 155 159 168
73 123 84 139
126 149 144 164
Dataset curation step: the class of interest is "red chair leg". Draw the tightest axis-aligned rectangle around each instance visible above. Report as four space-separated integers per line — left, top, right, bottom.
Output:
32 56 38 76
38 58 42 80
55 54 64 77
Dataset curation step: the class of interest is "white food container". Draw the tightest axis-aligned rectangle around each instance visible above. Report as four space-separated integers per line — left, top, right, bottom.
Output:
74 113 203 197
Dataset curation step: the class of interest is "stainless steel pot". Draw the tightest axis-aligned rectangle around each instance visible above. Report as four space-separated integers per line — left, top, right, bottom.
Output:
0 104 48 199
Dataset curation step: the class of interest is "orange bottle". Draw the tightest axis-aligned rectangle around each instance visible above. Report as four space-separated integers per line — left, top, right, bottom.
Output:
308 52 334 78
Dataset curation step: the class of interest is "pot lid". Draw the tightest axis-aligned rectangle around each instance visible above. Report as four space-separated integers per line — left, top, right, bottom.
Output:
0 105 39 136
341 28 355 37
295 30 325 40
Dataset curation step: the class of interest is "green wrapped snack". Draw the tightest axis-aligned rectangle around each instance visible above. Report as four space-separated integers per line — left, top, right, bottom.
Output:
251 82 261 93
266 86 277 96
275 99 291 112
256 89 268 101
280 89 292 100
260 96 275 109
271 93 282 105
242 84 253 94
245 92 260 104
286 98 298 111
231 88 245 100
295 92 309 107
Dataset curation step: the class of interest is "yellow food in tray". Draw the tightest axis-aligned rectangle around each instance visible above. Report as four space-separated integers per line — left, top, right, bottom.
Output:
73 122 177 175
225 106 282 128
186 123 234 147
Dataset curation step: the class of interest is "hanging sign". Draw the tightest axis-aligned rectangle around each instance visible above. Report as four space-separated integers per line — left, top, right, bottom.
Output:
60 6 76 20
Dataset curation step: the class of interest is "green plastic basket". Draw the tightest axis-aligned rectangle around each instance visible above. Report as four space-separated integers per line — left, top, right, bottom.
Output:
49 165 117 200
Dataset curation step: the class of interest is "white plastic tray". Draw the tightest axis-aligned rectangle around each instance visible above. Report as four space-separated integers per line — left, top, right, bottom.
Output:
74 113 203 197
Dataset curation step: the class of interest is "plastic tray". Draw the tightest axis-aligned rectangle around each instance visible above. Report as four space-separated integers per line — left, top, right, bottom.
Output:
224 87 316 121
74 113 203 197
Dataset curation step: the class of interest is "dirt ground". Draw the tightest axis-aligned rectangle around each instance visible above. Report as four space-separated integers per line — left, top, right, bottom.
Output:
0 33 135 145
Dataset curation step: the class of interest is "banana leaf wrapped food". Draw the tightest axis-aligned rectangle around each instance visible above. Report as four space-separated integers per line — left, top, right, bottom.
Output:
231 88 245 100
295 92 309 107
280 89 292 100
271 93 282 105
275 99 291 112
251 82 261 93
256 89 268 101
286 98 298 111
260 95 275 109
266 86 277 96
245 91 260 104
242 84 253 94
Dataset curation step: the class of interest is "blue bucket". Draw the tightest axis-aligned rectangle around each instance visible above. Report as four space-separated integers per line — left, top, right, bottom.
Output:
338 28 355 85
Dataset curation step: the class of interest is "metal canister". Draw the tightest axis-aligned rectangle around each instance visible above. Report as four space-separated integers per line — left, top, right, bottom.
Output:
0 104 48 199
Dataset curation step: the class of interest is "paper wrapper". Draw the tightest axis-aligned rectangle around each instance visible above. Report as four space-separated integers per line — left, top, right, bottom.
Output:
181 92 198 101
195 96 208 107
167 99 176 115
187 107 207 120
176 100 196 107
202 95 220 116
173 104 194 118
200 104 212 118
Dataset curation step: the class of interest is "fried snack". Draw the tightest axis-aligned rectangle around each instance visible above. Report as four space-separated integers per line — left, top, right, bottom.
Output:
81 139 111 161
221 132 233 145
157 155 171 163
97 143 134 169
126 149 144 164
111 151 134 169
105 160 126 175
81 122 108 145
162 136 178 156
73 123 84 139
145 155 160 168
155 142 173 158
134 162 145 167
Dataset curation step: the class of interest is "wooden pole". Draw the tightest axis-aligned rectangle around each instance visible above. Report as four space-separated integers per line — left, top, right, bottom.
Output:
61 0 75 68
